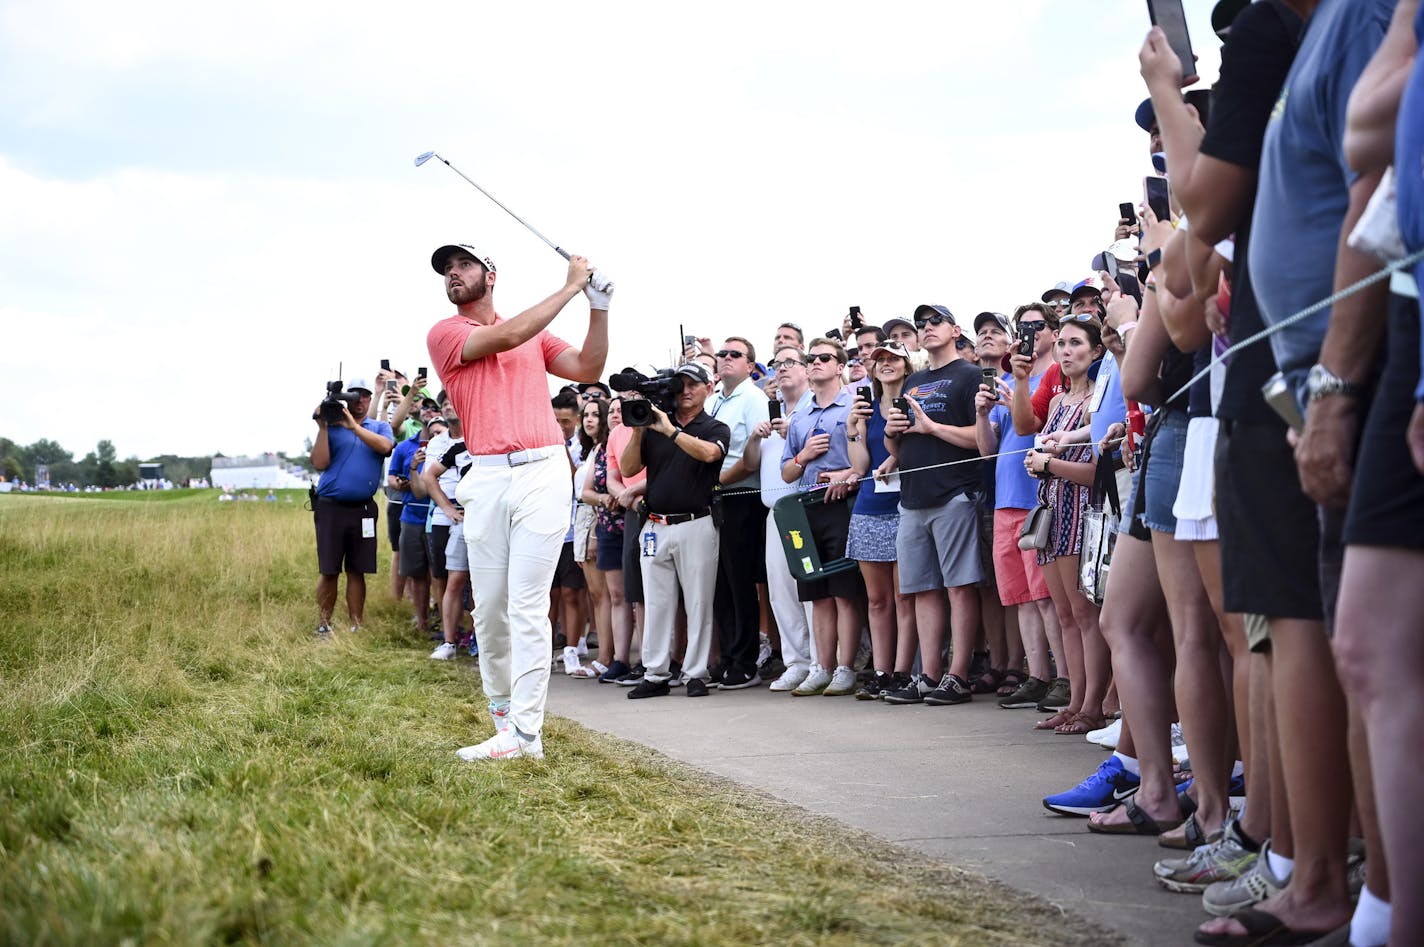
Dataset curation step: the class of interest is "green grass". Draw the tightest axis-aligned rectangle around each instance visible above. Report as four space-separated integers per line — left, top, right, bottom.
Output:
0 495 1108 945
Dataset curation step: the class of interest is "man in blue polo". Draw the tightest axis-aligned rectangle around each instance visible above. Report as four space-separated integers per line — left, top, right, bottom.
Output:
310 377 394 636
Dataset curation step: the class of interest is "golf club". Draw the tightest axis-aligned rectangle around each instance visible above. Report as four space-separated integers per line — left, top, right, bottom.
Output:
414 151 570 261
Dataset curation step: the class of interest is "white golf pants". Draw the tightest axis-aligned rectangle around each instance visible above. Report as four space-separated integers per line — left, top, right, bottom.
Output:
457 454 569 738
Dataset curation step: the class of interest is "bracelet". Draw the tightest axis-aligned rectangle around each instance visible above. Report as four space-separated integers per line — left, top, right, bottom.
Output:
1116 321 1138 333
670 430 681 443
847 434 863 443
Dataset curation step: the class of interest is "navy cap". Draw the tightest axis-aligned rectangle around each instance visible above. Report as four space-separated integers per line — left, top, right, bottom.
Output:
1135 98 1156 133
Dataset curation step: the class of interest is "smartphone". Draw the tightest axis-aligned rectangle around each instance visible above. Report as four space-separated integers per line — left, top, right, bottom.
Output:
768 400 783 422
1119 202 1137 227
385 379 398 392
418 366 427 380
1147 0 1198 84
826 328 843 341
1261 372 1304 433
1144 176 1171 222
684 335 696 346
856 385 872 404
1103 252 1120 280
1018 322 1039 358
380 358 391 372
982 367 1000 399
892 396 910 416
849 306 864 331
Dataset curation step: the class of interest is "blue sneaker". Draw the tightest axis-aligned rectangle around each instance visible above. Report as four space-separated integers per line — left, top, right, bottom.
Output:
1177 773 1247 808
1043 756 1141 816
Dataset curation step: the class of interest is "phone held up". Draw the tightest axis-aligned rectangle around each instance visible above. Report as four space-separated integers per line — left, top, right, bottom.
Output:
982 367 1000 399
1144 176 1171 222
1018 321 1039 359
768 400 783 422
380 358 391 372
848 306 864 332
1119 202 1137 227
856 385 873 406
1146 0 1198 85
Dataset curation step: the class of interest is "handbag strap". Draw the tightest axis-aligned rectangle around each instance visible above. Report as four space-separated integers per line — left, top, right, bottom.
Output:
1093 451 1121 518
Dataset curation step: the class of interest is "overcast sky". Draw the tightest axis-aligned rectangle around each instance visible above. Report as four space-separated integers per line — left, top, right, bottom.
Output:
1 0 1221 461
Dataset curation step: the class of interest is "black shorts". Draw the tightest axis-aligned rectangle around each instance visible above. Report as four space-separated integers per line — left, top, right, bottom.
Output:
552 541 587 590
796 499 866 602
314 497 379 575
1214 418 1323 621
427 524 451 580
398 521 431 578
622 508 646 604
1344 292 1424 549
386 499 402 551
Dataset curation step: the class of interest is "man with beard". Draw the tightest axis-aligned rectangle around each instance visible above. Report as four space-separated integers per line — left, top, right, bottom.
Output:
426 243 612 762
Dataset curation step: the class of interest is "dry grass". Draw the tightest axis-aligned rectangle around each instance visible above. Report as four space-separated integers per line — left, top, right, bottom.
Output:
0 492 1112 945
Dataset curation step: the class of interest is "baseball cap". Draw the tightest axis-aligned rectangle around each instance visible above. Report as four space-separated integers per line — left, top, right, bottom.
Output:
882 317 917 335
1040 281 1073 303
867 340 911 360
576 381 612 399
1070 275 1106 300
346 378 373 395
912 304 956 326
430 243 497 275
1135 98 1156 133
1212 0 1249 37
674 363 712 385
973 311 1011 335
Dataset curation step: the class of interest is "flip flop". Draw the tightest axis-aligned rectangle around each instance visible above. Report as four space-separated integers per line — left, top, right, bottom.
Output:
1193 907 1329 946
1055 712 1107 735
1087 799 1186 836
1034 710 1073 731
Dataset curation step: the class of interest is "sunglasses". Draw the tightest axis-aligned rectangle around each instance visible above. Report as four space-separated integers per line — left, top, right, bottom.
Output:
915 314 954 329
807 352 841 364
771 358 804 370
1062 312 1100 324
715 350 748 360
1018 320 1049 329
778 322 803 333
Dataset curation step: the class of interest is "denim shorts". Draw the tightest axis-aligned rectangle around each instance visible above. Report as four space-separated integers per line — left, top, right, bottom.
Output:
1141 410 1189 534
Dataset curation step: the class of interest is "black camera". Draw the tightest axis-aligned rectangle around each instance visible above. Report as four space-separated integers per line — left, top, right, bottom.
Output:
315 379 362 423
1018 321 1039 359
609 368 683 427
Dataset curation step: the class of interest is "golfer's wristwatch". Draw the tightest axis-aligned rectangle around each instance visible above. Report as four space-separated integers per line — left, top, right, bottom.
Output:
1305 364 1365 403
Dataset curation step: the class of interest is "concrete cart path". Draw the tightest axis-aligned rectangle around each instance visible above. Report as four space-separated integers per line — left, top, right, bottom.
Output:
547 673 1208 947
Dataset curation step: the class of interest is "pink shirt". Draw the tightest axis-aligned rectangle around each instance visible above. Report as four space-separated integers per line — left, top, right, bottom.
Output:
427 313 571 455
606 423 646 489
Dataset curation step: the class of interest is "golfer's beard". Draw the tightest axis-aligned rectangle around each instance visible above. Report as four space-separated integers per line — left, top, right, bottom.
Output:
448 280 487 305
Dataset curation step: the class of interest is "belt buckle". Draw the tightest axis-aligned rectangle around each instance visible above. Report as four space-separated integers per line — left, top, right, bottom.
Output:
506 449 531 467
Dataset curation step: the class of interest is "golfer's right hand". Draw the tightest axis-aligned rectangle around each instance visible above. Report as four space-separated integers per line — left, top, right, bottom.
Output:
565 255 593 290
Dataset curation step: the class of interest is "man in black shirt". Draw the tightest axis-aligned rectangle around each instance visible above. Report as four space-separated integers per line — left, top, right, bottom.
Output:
618 362 730 699
882 304 984 706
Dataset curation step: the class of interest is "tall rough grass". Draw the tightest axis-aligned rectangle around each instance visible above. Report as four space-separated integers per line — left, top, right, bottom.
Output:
0 493 1109 945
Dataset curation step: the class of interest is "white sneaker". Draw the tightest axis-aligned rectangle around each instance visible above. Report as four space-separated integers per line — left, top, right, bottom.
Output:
756 633 773 668
562 646 583 676
769 666 809 692
1087 717 1122 748
455 729 544 762
792 664 832 696
430 642 457 661
576 637 589 657
822 665 857 696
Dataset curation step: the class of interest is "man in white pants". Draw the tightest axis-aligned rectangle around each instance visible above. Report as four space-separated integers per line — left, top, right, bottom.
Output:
425 243 611 762
618 363 729 699
745 345 818 691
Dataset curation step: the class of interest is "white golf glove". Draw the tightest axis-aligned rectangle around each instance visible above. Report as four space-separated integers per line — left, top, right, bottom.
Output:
584 269 614 310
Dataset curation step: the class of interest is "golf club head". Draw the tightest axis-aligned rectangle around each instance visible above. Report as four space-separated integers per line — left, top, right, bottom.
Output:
414 151 437 167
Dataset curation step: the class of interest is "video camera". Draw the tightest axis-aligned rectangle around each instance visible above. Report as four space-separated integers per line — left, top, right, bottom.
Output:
609 367 683 427
315 379 362 423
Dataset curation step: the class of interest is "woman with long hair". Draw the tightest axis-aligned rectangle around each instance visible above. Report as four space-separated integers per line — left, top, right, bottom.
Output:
583 396 636 682
843 340 925 699
1022 316 1112 735
566 398 608 679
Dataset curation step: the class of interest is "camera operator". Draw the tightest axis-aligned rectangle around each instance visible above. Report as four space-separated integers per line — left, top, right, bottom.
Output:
310 378 394 636
618 362 730 699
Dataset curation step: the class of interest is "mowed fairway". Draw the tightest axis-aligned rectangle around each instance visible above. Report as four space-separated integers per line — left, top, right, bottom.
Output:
0 492 1099 945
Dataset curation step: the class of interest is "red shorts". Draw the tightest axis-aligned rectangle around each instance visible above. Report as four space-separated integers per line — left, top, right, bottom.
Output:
993 508 1051 606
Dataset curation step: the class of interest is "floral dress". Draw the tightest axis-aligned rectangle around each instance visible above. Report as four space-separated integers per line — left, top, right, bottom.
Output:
592 444 623 540
1037 393 1094 566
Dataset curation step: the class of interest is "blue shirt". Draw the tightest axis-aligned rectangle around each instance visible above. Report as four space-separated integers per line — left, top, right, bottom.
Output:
391 437 432 525
782 387 854 491
1249 0 1393 393
851 402 900 516
988 374 1045 511
1401 3 1424 398
315 419 393 502
1089 354 1128 459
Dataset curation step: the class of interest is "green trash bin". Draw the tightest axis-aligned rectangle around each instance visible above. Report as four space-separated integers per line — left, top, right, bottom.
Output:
772 490 859 583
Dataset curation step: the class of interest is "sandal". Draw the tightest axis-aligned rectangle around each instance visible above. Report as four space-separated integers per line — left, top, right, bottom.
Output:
996 669 1027 698
1193 907 1332 946
1159 812 1214 850
1086 799 1186 836
972 667 1006 695
1034 710 1074 731
1055 712 1107 735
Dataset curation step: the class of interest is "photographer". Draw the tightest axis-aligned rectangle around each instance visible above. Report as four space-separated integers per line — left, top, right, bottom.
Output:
618 362 730 699
310 378 394 637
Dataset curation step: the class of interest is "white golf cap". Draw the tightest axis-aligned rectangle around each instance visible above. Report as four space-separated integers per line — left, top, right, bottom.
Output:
346 378 373 394
431 244 497 274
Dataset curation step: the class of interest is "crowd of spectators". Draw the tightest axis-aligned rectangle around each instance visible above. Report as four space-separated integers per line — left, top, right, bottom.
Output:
322 1 1424 942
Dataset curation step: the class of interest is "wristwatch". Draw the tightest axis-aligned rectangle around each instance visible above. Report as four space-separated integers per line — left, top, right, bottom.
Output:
1305 364 1365 403
670 429 681 443
847 434 863 443
1146 248 1163 271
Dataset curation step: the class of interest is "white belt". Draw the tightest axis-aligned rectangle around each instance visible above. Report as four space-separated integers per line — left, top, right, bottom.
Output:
466 444 563 468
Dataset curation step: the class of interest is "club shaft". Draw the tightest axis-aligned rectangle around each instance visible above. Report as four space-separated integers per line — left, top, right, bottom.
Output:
437 156 570 261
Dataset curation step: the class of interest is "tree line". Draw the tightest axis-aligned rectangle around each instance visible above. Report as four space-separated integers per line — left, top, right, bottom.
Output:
0 437 218 488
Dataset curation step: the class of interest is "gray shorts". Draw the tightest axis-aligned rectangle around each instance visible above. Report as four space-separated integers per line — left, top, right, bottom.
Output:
398 521 431 577
896 493 984 594
445 521 469 573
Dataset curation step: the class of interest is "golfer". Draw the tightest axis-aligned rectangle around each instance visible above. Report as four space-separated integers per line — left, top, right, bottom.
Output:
426 243 612 762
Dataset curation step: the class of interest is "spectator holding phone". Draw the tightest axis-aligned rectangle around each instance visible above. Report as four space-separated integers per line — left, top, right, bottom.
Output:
881 305 984 706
